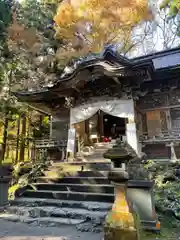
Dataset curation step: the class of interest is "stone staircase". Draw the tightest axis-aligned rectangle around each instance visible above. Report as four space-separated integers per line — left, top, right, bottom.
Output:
0 144 114 232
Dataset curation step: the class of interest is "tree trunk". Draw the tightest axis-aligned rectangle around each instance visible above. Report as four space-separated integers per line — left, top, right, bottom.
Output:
19 114 27 162
15 116 21 163
27 118 30 160
39 115 43 138
1 115 9 163
6 144 9 159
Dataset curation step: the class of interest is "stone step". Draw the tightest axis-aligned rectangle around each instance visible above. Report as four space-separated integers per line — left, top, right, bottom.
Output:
94 143 113 148
21 190 114 202
0 213 84 226
51 162 111 171
11 198 112 211
6 205 107 221
51 161 111 166
34 183 114 194
37 176 110 184
44 170 109 178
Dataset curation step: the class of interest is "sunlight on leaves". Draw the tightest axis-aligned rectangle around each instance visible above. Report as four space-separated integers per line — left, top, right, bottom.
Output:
54 0 153 64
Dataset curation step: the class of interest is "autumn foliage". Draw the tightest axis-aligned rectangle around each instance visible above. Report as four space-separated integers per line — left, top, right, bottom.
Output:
160 0 180 16
54 0 152 62
8 10 40 50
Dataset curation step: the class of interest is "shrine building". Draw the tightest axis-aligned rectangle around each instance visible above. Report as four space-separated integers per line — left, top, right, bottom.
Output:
14 46 180 160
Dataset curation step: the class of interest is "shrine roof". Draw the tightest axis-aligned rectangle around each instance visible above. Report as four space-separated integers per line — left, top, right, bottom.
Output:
14 46 180 105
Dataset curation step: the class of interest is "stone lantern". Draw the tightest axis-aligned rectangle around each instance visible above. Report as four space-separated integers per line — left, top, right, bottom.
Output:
0 166 11 210
104 141 160 232
103 143 131 170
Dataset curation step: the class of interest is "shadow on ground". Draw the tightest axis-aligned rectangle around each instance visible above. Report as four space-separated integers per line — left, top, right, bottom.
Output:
0 219 103 240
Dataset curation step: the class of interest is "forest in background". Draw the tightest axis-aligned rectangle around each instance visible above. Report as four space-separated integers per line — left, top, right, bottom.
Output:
0 0 59 164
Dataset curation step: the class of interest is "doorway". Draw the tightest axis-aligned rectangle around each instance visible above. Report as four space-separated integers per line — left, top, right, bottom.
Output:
103 114 126 139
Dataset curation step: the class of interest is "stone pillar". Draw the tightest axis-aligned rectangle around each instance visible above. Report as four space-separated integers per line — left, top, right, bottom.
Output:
0 171 11 209
104 141 160 232
127 180 160 231
104 170 139 240
170 142 177 162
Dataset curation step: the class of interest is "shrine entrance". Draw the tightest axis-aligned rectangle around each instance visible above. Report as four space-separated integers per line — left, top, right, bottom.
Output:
74 111 127 145
103 114 126 140
67 98 140 156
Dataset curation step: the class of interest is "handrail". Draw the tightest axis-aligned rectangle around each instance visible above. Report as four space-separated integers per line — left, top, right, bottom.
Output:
34 139 67 149
139 130 180 143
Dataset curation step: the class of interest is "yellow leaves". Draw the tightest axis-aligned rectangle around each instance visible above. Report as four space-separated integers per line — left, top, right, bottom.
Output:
54 3 78 26
54 0 151 62
54 0 151 33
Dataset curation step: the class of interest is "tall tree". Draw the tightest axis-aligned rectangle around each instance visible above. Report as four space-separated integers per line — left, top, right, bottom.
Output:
0 0 13 162
0 0 60 162
54 0 152 65
7 0 62 91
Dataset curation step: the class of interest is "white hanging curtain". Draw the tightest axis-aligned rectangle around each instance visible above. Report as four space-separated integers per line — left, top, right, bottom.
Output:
70 99 134 124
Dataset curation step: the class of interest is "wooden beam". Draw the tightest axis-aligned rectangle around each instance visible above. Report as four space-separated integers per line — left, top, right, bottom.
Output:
138 104 180 113
72 86 80 92
26 103 51 115
113 77 121 85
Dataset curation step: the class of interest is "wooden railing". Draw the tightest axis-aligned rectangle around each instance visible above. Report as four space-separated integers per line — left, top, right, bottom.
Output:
34 139 67 149
33 139 68 161
139 129 180 143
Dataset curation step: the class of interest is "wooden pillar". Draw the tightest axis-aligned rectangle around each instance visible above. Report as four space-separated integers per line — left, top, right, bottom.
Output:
67 125 76 161
98 111 104 142
49 116 52 139
126 117 140 155
166 94 176 161
166 95 172 132
85 119 90 144
166 109 175 161
166 110 172 131
19 114 27 162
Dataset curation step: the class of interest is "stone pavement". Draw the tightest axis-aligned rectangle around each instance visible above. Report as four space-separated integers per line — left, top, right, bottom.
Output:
0 219 103 240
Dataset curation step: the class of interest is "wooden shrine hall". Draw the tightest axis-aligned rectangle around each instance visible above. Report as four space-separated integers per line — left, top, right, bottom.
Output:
14 46 180 160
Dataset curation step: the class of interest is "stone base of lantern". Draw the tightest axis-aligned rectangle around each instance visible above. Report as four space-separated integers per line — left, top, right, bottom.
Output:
127 180 160 231
104 226 138 240
0 176 11 209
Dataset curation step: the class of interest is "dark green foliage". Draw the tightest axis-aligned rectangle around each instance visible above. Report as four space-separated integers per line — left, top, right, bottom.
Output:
0 0 12 38
145 161 180 224
16 0 62 51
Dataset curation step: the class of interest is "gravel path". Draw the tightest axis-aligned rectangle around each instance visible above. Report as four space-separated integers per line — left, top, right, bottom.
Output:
0 219 103 240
